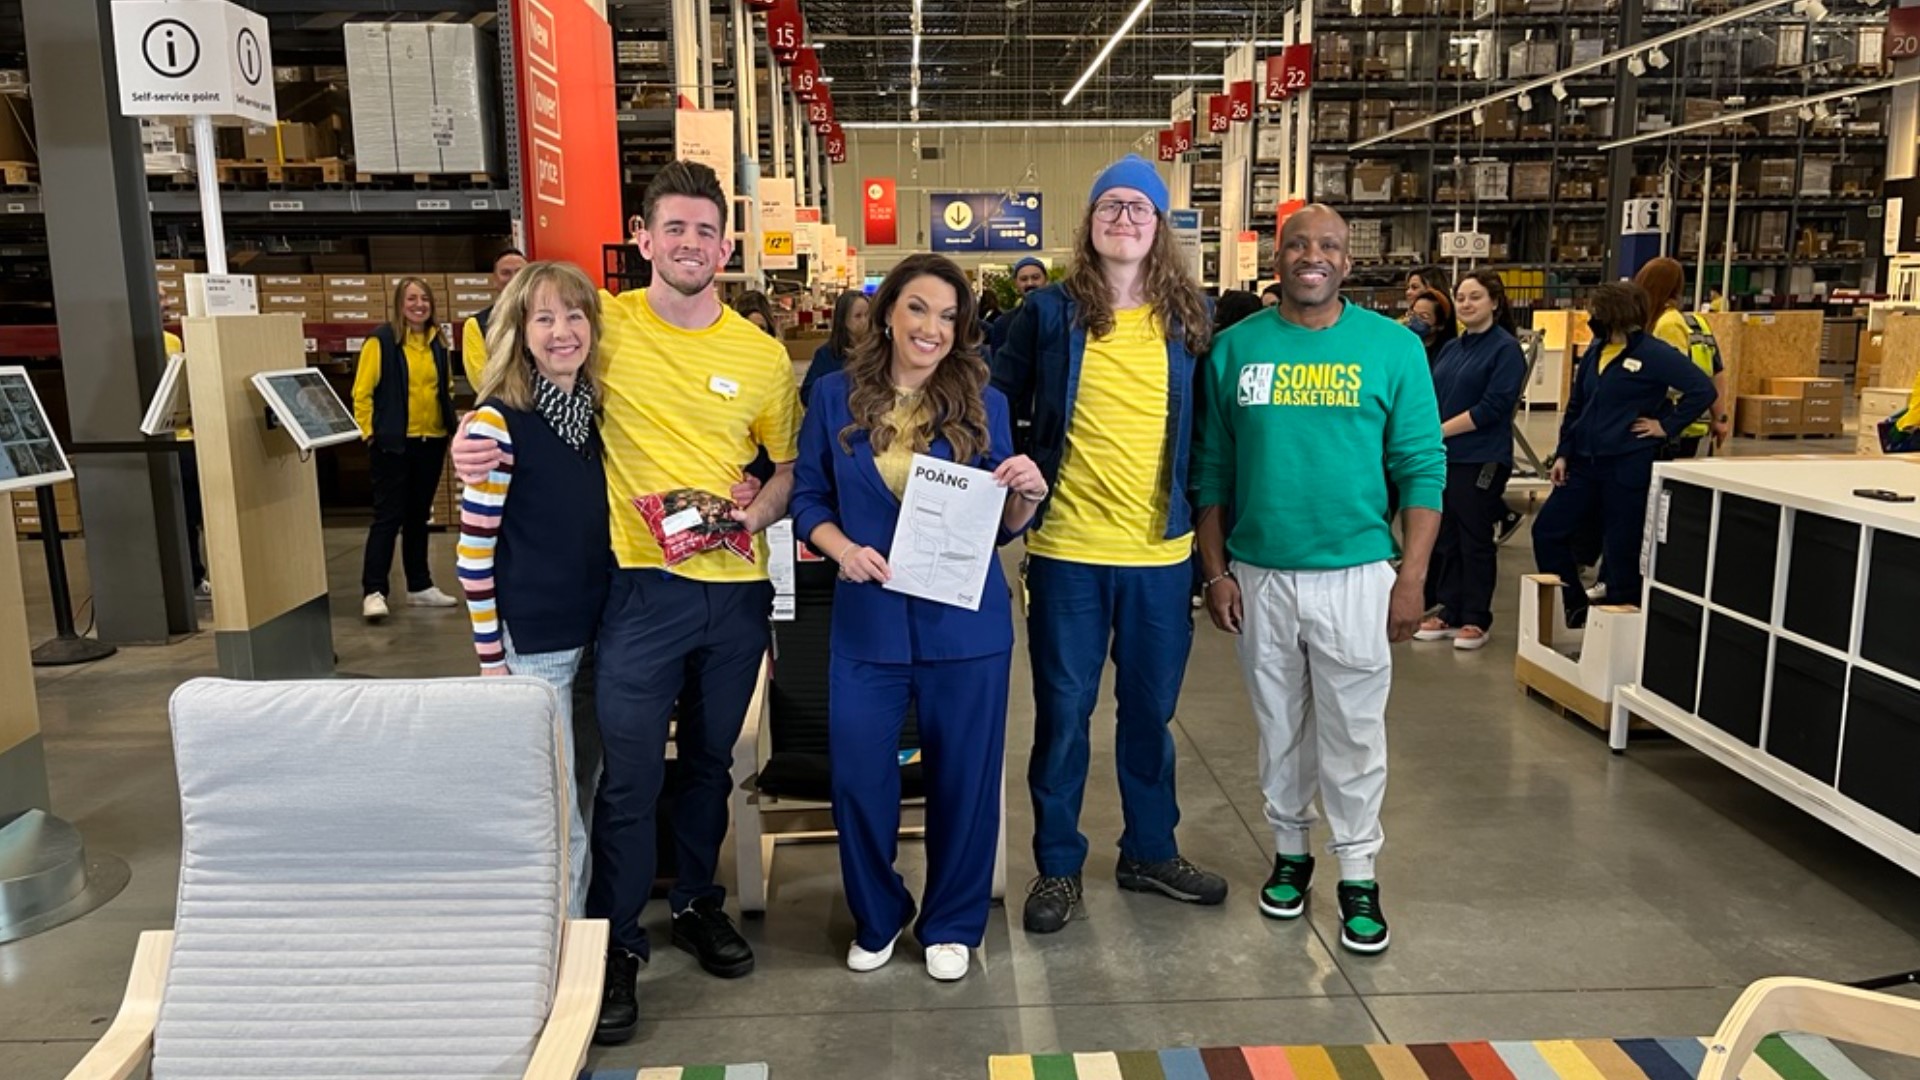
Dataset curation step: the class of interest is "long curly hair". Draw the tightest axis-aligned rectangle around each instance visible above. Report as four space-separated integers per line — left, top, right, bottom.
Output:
837 253 990 464
1061 204 1211 357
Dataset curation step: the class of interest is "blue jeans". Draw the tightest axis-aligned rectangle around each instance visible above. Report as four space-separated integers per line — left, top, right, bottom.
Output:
1025 555 1194 877
502 628 591 919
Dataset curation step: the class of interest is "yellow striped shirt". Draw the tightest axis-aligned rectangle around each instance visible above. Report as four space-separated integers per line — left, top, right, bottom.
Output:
598 289 801 580
1027 306 1191 566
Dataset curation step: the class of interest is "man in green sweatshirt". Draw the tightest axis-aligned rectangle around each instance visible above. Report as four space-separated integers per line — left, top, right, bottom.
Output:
1194 204 1445 955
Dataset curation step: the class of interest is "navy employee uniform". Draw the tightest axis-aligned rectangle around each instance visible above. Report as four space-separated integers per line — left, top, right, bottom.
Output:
789 371 1026 952
1532 329 1715 622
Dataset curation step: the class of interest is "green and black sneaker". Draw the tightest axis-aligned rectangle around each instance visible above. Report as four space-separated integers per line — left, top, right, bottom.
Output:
1336 880 1390 954
1258 853 1314 920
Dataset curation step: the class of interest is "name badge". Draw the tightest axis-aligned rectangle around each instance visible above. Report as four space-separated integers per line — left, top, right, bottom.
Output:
1623 358 1643 373
710 375 740 399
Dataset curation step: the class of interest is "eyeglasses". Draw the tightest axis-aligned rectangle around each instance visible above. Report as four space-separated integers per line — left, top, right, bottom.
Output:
1093 200 1158 224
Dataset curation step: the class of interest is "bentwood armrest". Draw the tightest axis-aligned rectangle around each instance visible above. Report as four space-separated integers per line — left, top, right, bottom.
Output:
730 652 773 793
1698 977 1920 1080
62 930 173 1080
521 918 611 1080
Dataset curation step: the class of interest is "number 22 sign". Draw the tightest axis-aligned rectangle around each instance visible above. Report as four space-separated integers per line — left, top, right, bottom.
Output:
1264 44 1314 101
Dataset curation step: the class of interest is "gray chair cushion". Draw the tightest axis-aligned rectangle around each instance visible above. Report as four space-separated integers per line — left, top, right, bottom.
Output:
154 677 567 1079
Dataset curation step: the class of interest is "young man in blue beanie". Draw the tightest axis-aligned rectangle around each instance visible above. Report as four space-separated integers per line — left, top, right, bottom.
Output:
992 154 1225 933
1194 204 1446 954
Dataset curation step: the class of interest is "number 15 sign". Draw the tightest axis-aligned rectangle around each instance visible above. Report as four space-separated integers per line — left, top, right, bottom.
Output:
1263 44 1314 102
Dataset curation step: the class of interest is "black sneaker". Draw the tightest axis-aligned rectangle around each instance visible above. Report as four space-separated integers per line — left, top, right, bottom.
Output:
671 896 755 978
1258 854 1314 920
1116 854 1228 905
1497 508 1524 545
594 947 641 1045
1021 874 1083 934
1336 880 1391 954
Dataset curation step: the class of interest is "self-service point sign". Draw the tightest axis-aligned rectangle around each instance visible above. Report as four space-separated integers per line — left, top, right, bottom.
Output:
111 0 276 123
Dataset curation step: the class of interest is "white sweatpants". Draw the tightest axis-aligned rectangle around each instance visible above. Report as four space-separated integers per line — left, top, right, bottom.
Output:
1235 560 1395 882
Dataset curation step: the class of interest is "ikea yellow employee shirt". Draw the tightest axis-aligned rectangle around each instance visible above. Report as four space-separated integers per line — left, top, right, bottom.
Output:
1027 306 1191 566
598 289 802 581
351 331 449 439
461 315 489 391
164 331 192 441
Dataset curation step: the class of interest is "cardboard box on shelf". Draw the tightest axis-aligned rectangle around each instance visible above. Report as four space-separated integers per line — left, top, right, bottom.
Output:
1314 102 1353 143
1351 163 1395 202
326 308 382 323
325 274 379 290
345 23 498 175
1799 396 1843 433
1471 161 1509 201
1758 159 1796 196
1803 157 1834 197
1756 210 1789 254
327 290 380 308
1736 395 1801 436
1512 161 1554 200
155 260 203 275
242 121 340 163
1506 41 1558 78
1394 170 1424 201
448 274 495 289
1313 158 1350 202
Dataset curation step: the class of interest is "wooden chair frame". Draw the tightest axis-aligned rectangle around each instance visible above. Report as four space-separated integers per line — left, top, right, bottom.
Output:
731 652 1007 914
1699 976 1920 1080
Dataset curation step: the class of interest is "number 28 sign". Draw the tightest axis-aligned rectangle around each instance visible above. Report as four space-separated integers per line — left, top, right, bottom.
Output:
1264 44 1314 101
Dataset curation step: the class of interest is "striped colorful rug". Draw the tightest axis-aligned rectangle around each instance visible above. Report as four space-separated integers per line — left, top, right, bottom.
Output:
988 1034 1866 1080
579 1060 768 1068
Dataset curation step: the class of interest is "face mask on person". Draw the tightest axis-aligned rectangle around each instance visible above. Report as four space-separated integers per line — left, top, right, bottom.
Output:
1406 315 1433 338
1588 321 1610 340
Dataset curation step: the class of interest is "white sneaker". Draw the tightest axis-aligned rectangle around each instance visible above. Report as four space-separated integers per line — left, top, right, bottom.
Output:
406 586 460 608
1453 627 1491 651
847 930 901 973
924 943 970 981
362 593 389 622
196 579 212 599
1585 583 1607 601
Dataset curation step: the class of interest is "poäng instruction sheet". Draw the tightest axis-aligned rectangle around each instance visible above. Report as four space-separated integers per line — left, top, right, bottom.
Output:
884 453 1006 611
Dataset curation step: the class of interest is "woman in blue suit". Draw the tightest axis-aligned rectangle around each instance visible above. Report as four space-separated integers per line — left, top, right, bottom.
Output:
791 253 1046 983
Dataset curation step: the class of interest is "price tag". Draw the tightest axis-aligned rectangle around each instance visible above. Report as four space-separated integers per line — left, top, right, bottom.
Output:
431 105 456 148
5 203 22 214
470 198 492 210
268 199 303 212
417 198 452 211
763 231 794 256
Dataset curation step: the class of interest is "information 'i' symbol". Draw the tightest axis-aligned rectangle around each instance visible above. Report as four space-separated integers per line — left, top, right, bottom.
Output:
142 18 201 79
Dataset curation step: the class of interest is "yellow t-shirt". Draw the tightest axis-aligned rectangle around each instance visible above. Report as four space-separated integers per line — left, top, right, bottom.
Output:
164 331 192 442
1902 369 1920 432
351 330 448 439
461 315 488 391
873 391 930 498
599 289 802 581
1027 306 1191 566
1598 341 1626 373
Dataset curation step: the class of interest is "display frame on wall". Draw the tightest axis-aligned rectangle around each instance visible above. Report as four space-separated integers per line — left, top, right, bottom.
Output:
0 366 74 493
250 368 363 453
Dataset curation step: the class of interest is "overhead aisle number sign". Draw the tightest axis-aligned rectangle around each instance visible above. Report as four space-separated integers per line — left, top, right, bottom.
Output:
111 0 276 123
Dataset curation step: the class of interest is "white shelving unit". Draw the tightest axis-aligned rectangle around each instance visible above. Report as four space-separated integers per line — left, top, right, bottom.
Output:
1610 457 1920 877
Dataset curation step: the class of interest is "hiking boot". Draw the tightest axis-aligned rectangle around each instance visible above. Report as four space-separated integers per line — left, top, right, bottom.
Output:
1337 880 1391 954
1115 855 1228 905
1021 874 1083 934
1258 853 1314 919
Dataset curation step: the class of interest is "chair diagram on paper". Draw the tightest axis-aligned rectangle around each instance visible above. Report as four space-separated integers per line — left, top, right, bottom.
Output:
885 454 1004 612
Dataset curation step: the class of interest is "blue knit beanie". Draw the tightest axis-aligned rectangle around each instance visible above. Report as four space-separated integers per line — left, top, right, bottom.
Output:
1088 154 1169 215
1011 256 1046 277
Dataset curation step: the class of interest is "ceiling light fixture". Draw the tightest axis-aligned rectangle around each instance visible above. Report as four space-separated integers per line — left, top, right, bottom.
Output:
1517 91 1534 111
1551 80 1569 101
1799 104 1815 120
843 118 1167 130
1471 106 1486 126
1626 54 1647 76
1648 46 1669 68
1062 0 1155 105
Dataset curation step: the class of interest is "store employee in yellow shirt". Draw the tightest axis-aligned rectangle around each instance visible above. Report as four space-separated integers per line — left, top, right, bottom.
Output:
459 247 528 388
352 276 459 622
162 326 209 597
991 156 1227 935
452 161 800 1046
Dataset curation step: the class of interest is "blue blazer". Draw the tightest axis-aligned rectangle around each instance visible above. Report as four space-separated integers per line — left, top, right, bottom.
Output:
790 371 1025 665
1556 330 1716 461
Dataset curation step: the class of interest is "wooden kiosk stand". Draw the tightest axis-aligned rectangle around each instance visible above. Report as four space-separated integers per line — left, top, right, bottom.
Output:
181 313 334 679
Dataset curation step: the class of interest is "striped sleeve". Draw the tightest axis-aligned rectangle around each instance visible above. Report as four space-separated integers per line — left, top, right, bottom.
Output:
456 406 515 671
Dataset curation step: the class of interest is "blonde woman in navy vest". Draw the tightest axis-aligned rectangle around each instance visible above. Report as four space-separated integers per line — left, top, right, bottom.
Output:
352 276 458 622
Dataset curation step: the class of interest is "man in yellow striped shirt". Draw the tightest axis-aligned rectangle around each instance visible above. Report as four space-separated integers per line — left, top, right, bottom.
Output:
451 162 797 1045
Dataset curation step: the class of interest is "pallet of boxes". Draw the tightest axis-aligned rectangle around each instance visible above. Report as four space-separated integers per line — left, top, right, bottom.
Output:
435 273 501 530
1738 377 1844 439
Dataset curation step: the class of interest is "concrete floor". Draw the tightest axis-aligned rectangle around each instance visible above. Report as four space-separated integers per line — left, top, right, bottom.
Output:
6 434 1920 1080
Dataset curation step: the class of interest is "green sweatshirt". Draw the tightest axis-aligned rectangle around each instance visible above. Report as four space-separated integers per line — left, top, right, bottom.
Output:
1196 301 1446 572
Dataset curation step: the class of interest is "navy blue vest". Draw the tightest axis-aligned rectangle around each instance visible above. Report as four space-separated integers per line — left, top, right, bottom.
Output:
370 325 455 453
484 398 610 654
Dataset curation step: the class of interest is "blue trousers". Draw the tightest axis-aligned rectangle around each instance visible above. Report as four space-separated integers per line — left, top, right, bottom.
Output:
1025 555 1193 877
586 570 771 957
1531 451 1656 620
830 652 1010 951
